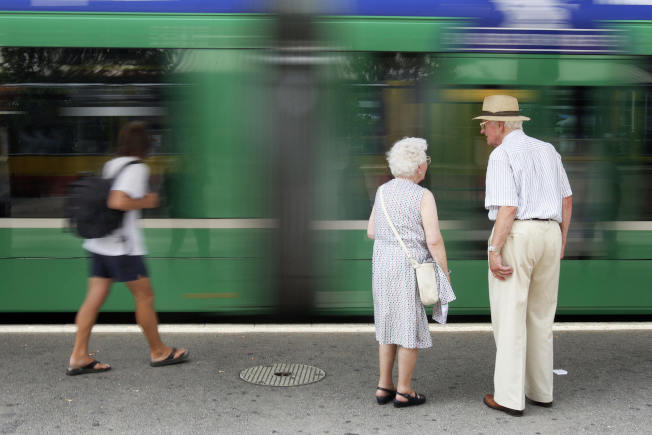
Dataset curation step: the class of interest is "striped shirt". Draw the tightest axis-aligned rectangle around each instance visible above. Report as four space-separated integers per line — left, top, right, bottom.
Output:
485 129 572 223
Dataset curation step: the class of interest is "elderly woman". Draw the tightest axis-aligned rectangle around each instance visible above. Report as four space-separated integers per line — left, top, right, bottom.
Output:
367 137 451 408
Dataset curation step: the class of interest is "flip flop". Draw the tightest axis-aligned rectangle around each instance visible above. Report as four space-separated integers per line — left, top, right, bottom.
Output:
66 360 111 376
376 386 397 405
150 348 189 367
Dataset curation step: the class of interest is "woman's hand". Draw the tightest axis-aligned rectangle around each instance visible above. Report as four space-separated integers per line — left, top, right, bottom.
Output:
367 207 375 240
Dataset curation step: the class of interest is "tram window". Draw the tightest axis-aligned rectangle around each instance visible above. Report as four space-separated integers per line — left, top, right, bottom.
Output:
328 51 652 259
0 47 174 217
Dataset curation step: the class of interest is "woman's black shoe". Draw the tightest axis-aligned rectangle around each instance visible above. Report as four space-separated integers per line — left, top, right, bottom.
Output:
375 386 397 405
393 391 426 408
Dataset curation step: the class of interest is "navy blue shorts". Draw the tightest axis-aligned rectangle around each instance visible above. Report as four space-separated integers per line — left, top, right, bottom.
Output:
89 252 149 282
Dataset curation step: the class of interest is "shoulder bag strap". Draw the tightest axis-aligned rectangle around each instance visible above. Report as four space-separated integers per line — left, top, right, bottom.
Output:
379 185 418 267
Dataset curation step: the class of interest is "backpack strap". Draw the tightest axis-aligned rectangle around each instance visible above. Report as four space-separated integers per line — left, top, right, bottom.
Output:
108 159 142 253
109 159 142 184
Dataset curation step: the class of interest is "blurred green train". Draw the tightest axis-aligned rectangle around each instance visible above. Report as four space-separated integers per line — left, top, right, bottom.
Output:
0 2 651 316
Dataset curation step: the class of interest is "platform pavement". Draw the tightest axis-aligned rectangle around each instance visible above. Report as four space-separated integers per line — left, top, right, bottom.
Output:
0 324 651 434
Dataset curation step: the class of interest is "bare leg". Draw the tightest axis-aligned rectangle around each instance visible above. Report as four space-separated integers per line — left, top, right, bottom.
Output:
69 277 112 369
376 344 397 399
125 276 186 362
395 346 419 402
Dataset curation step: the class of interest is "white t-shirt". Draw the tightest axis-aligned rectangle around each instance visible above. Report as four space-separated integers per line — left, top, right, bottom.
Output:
83 156 149 256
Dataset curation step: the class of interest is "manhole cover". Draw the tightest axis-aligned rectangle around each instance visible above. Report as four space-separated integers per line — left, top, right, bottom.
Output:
239 363 326 387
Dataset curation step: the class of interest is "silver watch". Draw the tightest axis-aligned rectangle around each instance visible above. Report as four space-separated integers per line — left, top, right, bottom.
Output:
488 245 498 253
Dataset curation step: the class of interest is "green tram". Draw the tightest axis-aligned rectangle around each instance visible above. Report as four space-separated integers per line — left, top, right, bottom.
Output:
0 1 650 317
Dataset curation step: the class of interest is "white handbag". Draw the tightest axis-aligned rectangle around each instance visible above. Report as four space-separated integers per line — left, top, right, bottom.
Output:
379 185 440 306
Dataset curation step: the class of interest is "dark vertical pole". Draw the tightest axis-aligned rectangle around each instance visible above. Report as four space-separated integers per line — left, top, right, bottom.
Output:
273 12 318 317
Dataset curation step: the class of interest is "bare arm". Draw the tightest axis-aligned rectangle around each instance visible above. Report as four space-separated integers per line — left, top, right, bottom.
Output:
489 205 517 280
420 189 449 277
560 195 573 259
367 207 375 240
107 190 159 211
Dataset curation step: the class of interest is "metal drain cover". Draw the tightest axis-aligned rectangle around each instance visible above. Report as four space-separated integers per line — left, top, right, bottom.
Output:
239 363 326 387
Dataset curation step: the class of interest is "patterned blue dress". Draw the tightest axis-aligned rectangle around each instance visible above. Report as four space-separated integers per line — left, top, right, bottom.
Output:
372 178 432 349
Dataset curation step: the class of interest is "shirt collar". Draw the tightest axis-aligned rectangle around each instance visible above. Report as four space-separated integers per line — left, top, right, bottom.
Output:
500 129 523 146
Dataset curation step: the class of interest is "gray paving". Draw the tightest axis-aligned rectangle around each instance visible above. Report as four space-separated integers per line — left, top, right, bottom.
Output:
1 327 651 434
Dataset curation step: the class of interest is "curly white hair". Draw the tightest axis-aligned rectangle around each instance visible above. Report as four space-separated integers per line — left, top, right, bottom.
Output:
386 137 428 178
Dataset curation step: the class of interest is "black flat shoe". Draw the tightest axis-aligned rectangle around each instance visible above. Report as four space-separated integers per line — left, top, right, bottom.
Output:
526 396 553 408
393 391 426 408
375 386 396 405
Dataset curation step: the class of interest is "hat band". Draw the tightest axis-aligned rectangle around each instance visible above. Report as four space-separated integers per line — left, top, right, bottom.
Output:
481 110 521 116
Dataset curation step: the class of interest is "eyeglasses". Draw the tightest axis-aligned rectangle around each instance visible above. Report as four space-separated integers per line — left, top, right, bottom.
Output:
480 121 489 131
425 156 432 166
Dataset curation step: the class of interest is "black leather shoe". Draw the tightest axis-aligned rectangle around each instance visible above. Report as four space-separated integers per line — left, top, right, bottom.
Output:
483 394 523 416
526 396 553 408
393 391 426 408
375 387 396 405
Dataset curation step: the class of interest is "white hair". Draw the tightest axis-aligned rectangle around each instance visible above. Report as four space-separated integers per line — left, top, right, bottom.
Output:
504 120 523 130
386 137 428 178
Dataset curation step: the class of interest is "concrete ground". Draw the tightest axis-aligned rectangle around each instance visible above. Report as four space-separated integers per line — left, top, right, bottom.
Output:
0 324 651 434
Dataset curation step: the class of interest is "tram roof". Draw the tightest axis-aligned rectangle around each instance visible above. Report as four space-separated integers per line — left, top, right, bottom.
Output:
1 1 651 24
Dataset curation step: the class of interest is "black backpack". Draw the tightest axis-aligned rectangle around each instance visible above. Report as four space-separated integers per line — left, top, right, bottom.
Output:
66 160 142 239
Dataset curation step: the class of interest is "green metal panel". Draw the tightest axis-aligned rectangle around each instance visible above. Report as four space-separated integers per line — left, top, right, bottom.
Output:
313 230 652 315
313 258 652 316
605 20 652 55
166 50 273 218
317 16 462 52
437 54 648 87
0 13 272 48
0 258 274 313
0 228 650 313
0 228 274 313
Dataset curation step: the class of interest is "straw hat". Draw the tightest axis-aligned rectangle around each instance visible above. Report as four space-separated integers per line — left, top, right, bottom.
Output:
473 95 530 122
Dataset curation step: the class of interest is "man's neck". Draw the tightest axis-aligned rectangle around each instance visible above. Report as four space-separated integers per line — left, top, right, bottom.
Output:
498 128 520 144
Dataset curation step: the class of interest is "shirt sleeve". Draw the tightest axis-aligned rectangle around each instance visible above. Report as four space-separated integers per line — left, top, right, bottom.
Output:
557 155 572 198
112 163 148 199
485 149 518 209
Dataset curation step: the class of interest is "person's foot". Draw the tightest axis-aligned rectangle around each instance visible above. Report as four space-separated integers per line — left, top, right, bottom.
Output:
66 359 111 376
483 394 523 416
150 347 189 367
69 355 110 372
375 386 396 405
393 391 426 408
526 396 553 408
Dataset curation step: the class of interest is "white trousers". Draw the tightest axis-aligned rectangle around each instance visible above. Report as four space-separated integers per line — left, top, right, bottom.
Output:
489 220 561 411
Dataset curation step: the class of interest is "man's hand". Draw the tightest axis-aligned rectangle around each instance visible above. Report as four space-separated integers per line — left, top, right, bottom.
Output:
489 251 513 280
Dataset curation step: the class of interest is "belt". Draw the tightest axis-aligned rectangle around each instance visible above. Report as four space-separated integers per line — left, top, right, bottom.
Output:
516 218 554 222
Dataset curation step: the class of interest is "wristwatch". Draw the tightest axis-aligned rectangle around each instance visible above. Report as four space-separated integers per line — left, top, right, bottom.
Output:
488 245 498 253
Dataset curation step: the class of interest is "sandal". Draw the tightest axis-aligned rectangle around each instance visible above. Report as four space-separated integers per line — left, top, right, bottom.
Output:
393 391 426 408
375 386 397 405
150 348 189 367
66 360 111 376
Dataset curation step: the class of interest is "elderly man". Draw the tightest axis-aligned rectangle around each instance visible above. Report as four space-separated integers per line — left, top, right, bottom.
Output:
475 95 573 416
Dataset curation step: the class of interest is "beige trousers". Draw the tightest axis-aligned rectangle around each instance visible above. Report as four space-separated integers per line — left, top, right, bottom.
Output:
489 220 562 411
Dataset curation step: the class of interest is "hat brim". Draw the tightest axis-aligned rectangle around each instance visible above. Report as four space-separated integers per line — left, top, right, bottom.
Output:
473 115 531 121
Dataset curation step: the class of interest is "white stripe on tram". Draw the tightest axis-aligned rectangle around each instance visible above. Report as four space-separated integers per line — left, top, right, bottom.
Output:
0 322 651 334
0 219 650 231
